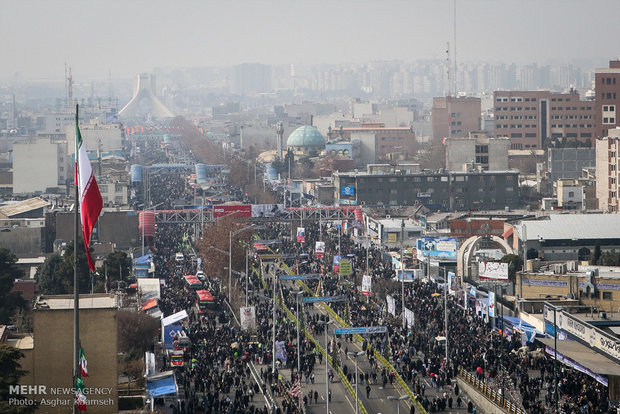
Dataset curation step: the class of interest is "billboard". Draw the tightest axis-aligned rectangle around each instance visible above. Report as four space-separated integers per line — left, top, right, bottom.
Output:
478 262 509 281
213 204 252 218
416 237 458 259
333 255 341 273
341 186 355 196
488 291 496 318
339 259 353 276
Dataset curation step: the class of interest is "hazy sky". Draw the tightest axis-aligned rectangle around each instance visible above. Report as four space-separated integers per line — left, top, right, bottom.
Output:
1 0 618 81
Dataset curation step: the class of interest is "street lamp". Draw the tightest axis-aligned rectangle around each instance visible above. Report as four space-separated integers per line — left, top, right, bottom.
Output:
294 290 304 410
400 219 406 329
387 395 409 414
323 319 334 414
229 224 256 303
347 350 364 414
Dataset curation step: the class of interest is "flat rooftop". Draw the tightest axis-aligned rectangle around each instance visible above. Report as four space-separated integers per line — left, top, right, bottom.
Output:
34 294 117 310
6 334 34 350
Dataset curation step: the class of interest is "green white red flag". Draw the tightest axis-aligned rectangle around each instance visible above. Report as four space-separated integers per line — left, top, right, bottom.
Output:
75 108 102 271
79 348 89 377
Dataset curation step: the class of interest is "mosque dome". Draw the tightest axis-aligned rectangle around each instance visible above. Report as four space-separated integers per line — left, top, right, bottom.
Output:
286 125 325 149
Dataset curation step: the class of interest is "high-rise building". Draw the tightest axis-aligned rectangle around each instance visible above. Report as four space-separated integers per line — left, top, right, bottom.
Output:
12 139 68 194
233 63 272 94
595 128 620 212
594 60 620 138
431 96 481 141
493 91 595 149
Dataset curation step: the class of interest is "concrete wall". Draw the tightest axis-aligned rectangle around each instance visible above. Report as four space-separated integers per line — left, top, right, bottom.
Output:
457 377 507 414
0 227 43 256
26 307 119 413
12 139 68 194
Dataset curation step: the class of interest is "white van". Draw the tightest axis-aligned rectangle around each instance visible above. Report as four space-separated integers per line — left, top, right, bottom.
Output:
175 252 184 262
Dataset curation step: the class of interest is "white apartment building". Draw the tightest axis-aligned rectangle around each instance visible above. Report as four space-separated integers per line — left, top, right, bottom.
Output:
12 139 69 194
595 128 620 212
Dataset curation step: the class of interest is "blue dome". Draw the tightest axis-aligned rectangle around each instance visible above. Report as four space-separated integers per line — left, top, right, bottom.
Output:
287 126 325 148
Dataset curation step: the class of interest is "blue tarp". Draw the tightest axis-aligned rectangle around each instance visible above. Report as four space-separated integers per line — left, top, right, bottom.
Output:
501 315 540 342
146 372 177 397
134 254 152 265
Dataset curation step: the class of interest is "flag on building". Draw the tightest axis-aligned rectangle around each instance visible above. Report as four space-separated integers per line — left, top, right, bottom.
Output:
80 348 89 377
75 109 103 271
287 376 301 399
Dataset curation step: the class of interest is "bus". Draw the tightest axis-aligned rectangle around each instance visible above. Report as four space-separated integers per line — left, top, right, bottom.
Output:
196 289 217 314
183 275 203 291
168 349 184 367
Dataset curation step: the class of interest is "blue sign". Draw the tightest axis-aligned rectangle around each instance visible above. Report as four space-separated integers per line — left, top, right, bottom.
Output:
280 274 321 280
302 296 347 303
163 325 183 348
334 326 387 335
341 186 355 196
416 237 458 259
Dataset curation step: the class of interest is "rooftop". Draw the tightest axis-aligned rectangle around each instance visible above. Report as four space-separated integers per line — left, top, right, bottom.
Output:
34 294 117 310
0 197 48 219
287 125 325 148
519 214 620 241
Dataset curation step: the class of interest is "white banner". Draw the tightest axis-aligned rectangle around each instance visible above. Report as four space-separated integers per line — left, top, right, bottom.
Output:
240 306 256 331
162 310 188 327
386 294 396 316
361 275 372 296
404 307 415 328
488 291 496 318
478 262 509 281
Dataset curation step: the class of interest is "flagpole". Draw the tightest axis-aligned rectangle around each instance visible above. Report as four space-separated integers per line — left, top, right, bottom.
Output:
73 104 80 414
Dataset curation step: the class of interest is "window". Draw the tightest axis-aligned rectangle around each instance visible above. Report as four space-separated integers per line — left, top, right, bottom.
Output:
568 191 575 198
603 292 612 300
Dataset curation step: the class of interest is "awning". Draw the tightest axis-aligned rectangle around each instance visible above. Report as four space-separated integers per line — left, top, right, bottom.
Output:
141 298 158 311
502 227 514 239
538 337 617 385
146 371 178 397
162 310 188 327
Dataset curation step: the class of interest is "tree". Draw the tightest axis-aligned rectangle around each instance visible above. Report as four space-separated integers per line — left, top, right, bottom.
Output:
117 310 160 354
120 358 144 393
96 251 132 292
0 344 35 413
0 248 27 325
36 242 91 295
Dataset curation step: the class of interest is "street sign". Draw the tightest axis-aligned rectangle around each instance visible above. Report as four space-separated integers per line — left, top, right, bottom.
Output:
334 326 387 335
279 274 321 280
259 254 282 261
302 295 347 303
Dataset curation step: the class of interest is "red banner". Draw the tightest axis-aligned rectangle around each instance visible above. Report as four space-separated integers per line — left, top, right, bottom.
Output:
213 204 252 218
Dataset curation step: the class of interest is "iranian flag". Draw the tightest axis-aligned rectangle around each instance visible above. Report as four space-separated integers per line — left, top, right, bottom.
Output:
75 108 103 271
79 348 89 377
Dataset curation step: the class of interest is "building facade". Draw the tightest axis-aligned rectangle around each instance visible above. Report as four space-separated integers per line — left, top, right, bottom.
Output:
336 123 416 161
547 148 596 182
445 135 510 172
334 167 519 211
595 60 620 138
431 96 481 141
596 129 620 212
494 91 595 149
12 139 68 194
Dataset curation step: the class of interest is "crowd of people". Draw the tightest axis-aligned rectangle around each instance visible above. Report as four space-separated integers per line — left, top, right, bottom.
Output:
134 140 614 414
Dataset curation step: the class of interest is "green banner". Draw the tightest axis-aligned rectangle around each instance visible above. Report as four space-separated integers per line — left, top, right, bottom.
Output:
339 259 353 276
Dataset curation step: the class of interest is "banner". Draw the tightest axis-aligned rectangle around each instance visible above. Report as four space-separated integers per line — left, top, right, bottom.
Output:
213 204 252 218
339 259 353 276
240 306 256 331
333 255 341 273
488 291 496 318
386 294 396 316
315 241 325 258
297 227 305 243
162 310 189 327
275 340 287 363
251 204 285 218
361 275 372 296
404 307 415 329
478 262 509 281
